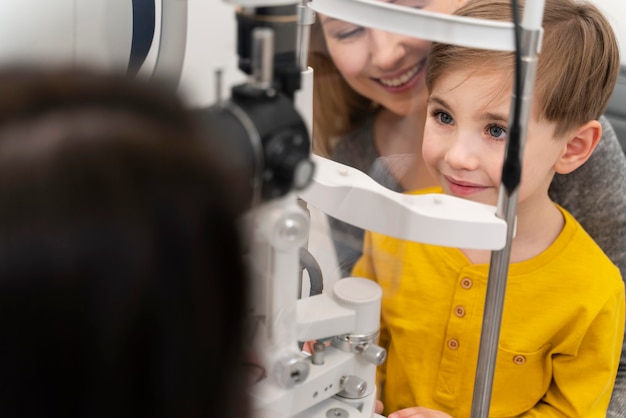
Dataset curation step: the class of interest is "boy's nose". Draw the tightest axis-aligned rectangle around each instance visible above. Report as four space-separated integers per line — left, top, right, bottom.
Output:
444 134 481 171
368 30 407 71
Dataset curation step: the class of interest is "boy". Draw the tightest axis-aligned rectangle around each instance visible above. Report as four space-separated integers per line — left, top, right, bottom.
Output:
353 0 625 416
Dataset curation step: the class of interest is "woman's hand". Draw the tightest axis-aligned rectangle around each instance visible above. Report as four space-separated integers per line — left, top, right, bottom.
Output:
387 406 453 418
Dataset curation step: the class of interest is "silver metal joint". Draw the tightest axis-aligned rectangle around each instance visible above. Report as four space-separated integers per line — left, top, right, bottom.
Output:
332 331 386 365
356 343 387 366
275 353 310 388
338 375 367 399
326 408 349 418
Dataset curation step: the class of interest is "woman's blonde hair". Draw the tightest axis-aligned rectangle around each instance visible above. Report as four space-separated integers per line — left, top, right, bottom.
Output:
308 18 377 156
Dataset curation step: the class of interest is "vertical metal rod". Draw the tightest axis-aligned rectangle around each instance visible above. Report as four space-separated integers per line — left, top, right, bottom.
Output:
470 187 518 416
296 3 316 71
214 67 224 106
251 27 274 90
470 1 544 415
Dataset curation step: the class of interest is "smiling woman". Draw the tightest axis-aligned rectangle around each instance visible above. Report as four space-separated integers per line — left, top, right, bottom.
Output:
309 0 474 279
311 0 465 159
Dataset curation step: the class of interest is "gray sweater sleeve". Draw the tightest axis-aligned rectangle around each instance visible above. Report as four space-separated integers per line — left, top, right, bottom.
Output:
549 115 626 418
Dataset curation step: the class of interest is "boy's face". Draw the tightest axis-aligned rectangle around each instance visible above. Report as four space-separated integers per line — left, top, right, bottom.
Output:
422 69 567 207
320 0 466 117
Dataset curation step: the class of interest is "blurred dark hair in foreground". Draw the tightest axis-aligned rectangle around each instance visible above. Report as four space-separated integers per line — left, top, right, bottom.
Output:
0 67 249 418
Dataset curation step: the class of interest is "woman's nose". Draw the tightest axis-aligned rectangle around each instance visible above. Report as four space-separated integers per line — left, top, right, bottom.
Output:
368 30 407 71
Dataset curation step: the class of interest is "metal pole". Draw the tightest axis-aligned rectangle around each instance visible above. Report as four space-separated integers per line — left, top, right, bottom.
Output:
470 186 519 417
470 0 544 415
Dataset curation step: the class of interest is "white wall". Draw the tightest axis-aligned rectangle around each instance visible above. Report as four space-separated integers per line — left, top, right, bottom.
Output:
592 0 626 63
178 0 626 107
0 0 133 71
178 0 244 107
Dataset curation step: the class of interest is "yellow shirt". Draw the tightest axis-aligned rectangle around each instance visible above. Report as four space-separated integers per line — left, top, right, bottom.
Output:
353 191 625 417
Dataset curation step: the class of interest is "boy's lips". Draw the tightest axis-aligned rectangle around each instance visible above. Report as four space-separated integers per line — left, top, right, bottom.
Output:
444 176 489 196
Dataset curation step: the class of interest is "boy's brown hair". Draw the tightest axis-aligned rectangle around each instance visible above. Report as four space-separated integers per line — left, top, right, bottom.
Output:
426 0 620 137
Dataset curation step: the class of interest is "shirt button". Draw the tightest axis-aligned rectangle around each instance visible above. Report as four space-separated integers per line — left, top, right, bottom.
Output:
447 339 460 350
461 278 473 289
513 355 526 365
455 306 466 317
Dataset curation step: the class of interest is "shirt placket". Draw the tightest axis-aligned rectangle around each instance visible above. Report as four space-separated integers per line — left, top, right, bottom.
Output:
434 270 482 406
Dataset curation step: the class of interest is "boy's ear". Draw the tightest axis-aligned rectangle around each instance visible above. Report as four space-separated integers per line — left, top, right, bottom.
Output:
554 120 602 175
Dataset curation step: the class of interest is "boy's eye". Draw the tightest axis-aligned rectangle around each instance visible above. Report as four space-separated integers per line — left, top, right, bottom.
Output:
436 111 454 125
488 125 507 140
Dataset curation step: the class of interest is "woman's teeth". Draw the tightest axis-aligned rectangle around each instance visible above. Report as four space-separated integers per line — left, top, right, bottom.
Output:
379 65 420 87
